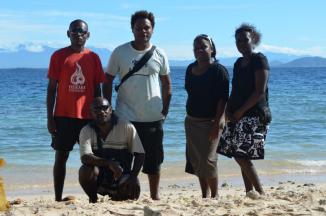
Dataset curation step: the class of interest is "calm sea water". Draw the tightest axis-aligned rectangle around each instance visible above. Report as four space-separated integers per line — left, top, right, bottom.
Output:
0 67 325 177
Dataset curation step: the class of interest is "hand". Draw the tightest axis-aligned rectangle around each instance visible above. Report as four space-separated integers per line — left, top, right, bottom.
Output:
47 117 56 135
123 175 140 199
208 121 220 143
107 161 123 180
161 108 169 120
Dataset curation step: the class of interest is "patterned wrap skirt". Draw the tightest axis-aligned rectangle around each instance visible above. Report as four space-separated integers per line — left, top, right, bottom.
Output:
185 115 220 178
217 116 269 160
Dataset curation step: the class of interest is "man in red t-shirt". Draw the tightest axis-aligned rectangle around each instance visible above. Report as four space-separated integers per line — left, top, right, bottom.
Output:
46 19 106 202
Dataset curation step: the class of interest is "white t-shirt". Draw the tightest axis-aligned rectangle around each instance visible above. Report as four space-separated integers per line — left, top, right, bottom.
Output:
106 42 170 122
79 119 145 157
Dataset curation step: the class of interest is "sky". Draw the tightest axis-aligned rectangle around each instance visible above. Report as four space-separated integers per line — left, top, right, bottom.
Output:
0 0 325 60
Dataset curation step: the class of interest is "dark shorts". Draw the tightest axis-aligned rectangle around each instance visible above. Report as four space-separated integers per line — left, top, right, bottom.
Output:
131 120 164 175
97 168 140 201
51 117 90 151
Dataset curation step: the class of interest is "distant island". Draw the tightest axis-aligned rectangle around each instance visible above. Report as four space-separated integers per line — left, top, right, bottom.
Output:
1 45 326 68
275 57 326 67
171 56 326 68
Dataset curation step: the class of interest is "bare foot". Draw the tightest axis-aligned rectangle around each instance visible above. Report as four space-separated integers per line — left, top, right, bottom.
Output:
61 195 76 202
151 194 160 200
246 190 260 200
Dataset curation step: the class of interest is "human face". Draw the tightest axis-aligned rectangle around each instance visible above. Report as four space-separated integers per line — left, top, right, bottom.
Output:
193 38 212 63
67 22 89 48
91 99 112 125
235 31 254 56
132 18 153 45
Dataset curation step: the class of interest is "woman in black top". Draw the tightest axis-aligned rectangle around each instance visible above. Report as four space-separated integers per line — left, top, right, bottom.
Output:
185 34 229 198
217 24 271 196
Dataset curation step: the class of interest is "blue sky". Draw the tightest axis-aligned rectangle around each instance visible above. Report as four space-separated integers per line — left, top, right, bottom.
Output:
1 0 325 59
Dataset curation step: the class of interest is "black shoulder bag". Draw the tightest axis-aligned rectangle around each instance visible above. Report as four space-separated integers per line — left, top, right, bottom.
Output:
115 45 156 92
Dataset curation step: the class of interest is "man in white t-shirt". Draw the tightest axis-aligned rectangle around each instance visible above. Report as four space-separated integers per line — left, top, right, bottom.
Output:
79 97 145 203
103 10 172 200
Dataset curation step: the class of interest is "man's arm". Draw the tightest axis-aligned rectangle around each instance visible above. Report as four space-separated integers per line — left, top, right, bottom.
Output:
46 78 57 135
208 98 227 142
130 153 145 179
159 74 172 118
102 74 115 105
123 152 144 198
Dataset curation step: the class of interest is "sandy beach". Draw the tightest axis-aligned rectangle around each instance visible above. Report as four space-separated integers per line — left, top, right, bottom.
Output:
1 164 326 216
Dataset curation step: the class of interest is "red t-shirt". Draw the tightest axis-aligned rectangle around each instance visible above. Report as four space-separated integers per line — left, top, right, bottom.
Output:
48 47 106 119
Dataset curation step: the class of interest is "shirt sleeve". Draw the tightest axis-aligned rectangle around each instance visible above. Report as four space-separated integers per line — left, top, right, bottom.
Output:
253 53 270 71
93 53 106 85
47 51 60 80
157 48 170 76
79 126 94 157
126 123 145 154
217 65 230 101
184 63 194 92
106 48 119 77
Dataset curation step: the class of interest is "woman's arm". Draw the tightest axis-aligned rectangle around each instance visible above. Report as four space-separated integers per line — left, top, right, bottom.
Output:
208 98 227 142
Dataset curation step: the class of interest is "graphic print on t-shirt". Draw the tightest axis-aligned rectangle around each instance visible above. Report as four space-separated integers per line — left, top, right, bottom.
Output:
69 62 86 93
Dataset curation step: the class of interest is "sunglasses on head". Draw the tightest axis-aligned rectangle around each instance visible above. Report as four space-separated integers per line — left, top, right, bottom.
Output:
195 34 213 47
69 28 88 35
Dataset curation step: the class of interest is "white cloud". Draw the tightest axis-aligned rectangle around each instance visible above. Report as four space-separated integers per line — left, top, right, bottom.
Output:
161 44 239 60
260 44 326 57
24 44 45 52
162 44 193 60
0 42 63 53
260 44 305 55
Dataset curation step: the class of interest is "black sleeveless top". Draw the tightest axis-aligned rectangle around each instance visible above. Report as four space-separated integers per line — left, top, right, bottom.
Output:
185 61 229 118
228 53 271 121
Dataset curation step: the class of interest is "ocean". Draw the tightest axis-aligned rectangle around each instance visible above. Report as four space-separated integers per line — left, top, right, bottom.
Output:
0 66 326 182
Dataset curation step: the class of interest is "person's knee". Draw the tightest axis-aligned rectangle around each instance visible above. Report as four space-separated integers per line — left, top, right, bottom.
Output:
143 158 162 174
235 158 253 168
79 165 98 185
143 166 161 175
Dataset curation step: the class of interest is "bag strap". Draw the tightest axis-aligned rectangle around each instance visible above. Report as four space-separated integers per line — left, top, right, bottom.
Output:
89 122 103 156
115 45 156 91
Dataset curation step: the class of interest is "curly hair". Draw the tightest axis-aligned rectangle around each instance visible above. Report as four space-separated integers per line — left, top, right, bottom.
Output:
131 10 155 28
235 23 262 46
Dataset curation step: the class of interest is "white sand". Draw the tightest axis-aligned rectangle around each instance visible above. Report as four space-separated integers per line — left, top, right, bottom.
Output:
2 162 326 215
2 179 326 216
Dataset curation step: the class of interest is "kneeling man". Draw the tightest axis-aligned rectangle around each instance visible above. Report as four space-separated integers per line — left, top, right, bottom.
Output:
79 97 145 203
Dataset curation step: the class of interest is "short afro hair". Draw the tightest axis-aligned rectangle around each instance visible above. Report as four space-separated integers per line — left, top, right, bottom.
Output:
69 19 88 30
131 10 155 28
235 23 262 46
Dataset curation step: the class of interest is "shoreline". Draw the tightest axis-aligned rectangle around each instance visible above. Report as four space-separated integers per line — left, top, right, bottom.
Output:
3 163 326 198
3 178 326 215
2 160 326 215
